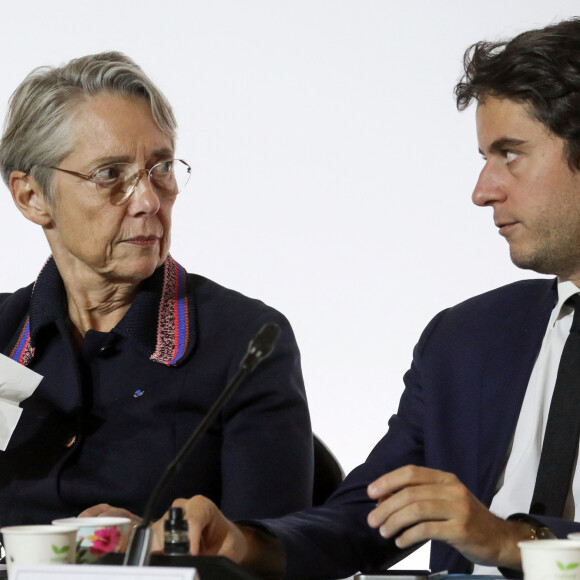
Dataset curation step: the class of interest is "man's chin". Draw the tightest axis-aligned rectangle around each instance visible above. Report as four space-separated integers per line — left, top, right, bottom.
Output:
509 249 562 277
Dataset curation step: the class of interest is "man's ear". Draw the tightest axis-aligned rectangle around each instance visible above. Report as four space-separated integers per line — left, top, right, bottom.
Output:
10 171 53 227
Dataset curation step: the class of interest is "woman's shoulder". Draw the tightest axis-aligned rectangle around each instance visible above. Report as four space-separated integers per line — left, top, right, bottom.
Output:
0 283 34 349
0 283 34 313
186 272 293 335
188 273 284 317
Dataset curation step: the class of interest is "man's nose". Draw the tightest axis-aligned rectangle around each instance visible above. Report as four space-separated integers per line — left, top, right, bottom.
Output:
472 162 506 207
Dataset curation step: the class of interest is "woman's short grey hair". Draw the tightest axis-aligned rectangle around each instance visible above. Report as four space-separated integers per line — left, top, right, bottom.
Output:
0 51 177 205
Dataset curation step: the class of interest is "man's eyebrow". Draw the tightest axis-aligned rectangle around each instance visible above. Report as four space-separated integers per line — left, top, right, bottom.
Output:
479 138 527 156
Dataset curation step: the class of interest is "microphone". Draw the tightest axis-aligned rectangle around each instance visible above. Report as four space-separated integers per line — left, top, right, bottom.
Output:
123 322 281 567
239 320 280 372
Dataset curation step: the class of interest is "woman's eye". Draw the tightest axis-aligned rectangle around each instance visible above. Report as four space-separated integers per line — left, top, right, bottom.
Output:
93 166 122 182
155 160 173 175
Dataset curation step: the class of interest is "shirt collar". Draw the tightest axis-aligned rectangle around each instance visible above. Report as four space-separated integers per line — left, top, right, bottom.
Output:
9 255 196 367
549 279 580 327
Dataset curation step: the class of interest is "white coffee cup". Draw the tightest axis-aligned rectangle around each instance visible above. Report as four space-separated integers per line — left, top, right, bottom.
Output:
519 539 580 580
51 516 131 563
0 524 77 578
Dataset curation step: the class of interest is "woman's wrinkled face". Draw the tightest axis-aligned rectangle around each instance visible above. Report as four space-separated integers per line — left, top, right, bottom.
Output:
45 93 176 286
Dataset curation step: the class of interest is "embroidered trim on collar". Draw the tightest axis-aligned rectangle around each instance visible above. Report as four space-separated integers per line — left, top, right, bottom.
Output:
8 257 51 367
10 315 34 366
9 255 192 368
150 256 190 366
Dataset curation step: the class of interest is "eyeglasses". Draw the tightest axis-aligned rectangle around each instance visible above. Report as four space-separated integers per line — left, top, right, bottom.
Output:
37 158 191 205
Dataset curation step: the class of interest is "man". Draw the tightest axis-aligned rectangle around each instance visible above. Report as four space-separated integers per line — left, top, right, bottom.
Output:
155 17 580 578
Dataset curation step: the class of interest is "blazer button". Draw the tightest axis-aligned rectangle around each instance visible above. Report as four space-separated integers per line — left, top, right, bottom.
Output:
98 343 116 357
64 434 77 448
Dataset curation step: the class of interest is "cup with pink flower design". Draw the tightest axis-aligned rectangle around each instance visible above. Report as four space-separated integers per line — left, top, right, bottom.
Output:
52 517 131 563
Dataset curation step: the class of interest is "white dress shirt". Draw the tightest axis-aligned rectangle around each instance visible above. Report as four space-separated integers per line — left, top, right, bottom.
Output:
473 280 580 574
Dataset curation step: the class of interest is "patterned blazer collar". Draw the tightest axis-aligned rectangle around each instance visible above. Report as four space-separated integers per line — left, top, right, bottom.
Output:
10 255 196 367
115 255 196 366
9 257 61 366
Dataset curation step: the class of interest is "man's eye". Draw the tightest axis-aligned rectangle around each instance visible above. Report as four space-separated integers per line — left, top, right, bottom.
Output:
505 151 519 163
92 166 122 183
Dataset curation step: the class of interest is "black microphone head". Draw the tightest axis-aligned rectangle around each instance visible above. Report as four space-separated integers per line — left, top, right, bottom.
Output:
240 322 281 372
249 322 280 361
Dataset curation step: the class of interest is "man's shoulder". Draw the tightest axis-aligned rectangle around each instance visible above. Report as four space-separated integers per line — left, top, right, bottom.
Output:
413 278 557 360
427 277 556 336
454 277 556 312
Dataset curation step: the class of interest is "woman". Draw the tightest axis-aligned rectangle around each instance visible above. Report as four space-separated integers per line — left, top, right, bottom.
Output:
0 52 313 528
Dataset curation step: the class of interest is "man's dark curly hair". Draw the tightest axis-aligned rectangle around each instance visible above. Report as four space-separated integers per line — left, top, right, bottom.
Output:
455 18 580 169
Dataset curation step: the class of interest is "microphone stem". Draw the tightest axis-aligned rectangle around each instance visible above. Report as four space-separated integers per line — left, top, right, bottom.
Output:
141 365 251 527
124 322 279 566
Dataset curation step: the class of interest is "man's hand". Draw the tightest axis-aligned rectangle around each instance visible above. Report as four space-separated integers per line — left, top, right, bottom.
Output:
367 465 530 570
153 496 285 576
151 496 246 558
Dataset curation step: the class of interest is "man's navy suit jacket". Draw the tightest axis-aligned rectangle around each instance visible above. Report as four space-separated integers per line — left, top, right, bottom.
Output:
264 278 580 580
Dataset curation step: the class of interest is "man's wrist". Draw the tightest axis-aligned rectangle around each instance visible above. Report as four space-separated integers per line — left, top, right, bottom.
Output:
497 514 557 579
507 513 557 540
238 523 285 579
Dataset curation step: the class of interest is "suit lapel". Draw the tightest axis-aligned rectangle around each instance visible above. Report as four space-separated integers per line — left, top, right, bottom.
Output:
431 279 558 574
476 279 557 504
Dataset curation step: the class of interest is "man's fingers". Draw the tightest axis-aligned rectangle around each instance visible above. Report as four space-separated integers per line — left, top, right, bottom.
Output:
154 496 228 556
182 496 220 555
152 497 209 555
187 521 204 556
371 496 449 537
393 519 445 549
151 518 164 552
368 465 453 499
368 478 461 530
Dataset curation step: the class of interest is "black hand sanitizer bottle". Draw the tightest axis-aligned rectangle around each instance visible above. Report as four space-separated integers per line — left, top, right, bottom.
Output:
164 506 190 555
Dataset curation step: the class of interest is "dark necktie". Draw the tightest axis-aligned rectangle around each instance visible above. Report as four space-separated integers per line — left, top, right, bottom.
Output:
530 293 580 517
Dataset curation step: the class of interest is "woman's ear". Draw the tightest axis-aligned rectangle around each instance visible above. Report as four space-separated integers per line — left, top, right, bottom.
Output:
10 171 53 227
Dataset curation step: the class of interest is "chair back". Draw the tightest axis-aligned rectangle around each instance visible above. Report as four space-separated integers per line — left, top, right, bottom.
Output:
313 434 344 506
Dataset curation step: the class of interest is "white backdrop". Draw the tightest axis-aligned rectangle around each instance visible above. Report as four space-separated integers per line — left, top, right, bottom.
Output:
1 0 578 570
